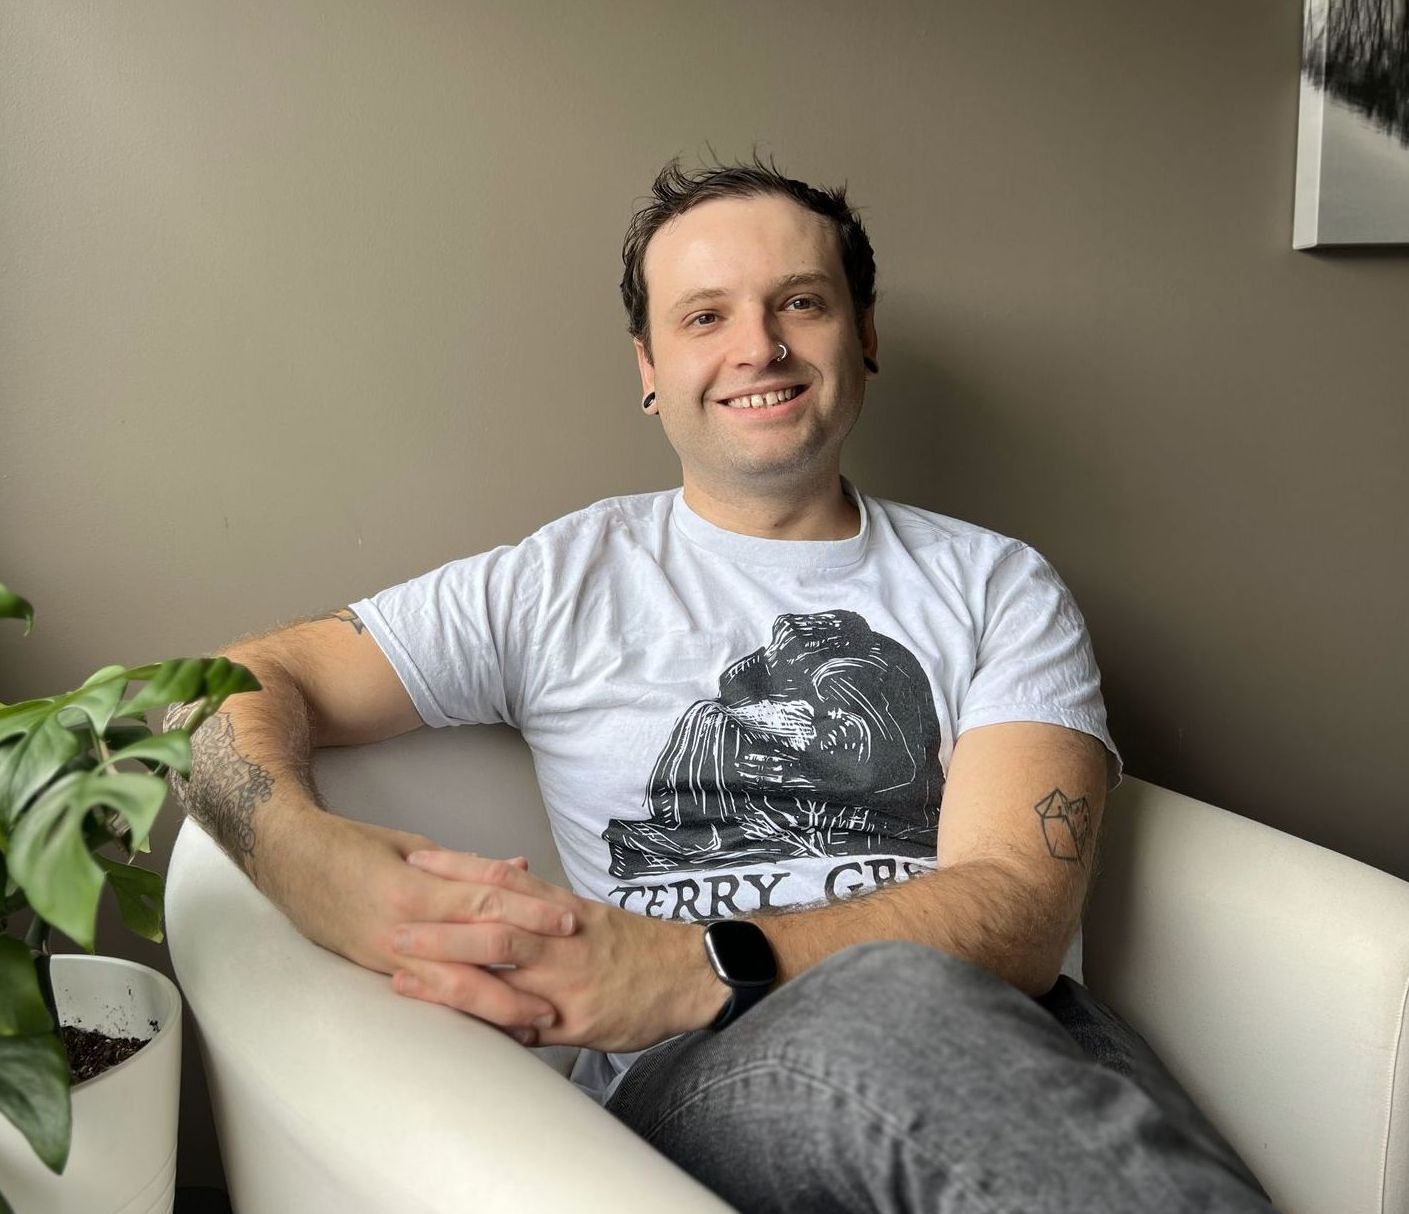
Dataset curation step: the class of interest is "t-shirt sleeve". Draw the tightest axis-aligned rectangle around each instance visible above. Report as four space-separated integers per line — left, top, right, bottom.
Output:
958 544 1123 789
347 543 539 731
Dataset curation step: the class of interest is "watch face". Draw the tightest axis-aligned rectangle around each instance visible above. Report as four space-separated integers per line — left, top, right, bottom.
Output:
705 920 777 985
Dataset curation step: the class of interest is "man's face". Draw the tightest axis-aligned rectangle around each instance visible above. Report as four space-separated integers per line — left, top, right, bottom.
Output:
634 193 877 496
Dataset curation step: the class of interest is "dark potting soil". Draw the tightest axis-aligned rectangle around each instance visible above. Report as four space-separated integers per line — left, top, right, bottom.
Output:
60 1024 149 1084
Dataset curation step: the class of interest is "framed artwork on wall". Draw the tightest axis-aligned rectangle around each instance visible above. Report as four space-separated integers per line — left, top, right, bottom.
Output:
1294 0 1409 248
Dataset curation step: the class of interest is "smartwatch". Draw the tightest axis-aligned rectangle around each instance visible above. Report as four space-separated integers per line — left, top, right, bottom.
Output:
702 919 778 1030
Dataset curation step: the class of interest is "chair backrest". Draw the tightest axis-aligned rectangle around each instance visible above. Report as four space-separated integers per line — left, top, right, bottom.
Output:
309 721 572 882
1084 776 1409 1214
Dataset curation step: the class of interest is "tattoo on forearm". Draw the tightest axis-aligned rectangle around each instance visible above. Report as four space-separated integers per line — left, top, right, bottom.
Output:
163 709 271 861
318 607 366 635
162 702 202 734
1033 788 1092 865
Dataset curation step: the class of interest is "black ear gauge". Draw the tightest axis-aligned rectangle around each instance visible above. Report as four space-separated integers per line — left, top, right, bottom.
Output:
642 392 656 410
864 357 879 374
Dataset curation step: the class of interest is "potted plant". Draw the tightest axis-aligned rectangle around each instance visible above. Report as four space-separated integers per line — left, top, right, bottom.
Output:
0 581 259 1214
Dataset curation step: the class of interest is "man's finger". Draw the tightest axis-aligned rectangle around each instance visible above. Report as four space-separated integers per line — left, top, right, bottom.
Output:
394 921 551 968
405 850 574 929
415 878 574 936
408 849 546 892
392 961 558 1031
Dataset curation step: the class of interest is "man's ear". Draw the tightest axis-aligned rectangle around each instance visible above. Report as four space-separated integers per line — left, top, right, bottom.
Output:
860 306 879 376
633 337 657 409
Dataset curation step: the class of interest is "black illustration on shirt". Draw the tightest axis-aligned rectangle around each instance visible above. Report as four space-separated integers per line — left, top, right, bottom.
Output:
602 610 943 879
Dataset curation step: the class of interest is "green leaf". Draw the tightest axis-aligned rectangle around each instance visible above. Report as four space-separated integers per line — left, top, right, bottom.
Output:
0 720 83 832
0 937 53 1037
0 670 132 832
90 720 152 754
52 666 128 737
0 1032 71 1174
123 656 261 715
8 772 107 951
96 857 164 943
0 585 35 637
99 731 190 778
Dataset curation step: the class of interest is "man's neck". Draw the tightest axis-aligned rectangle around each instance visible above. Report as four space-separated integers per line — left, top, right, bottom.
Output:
680 474 860 541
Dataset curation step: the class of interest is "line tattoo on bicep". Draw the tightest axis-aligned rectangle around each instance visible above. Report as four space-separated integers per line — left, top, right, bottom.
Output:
163 709 271 861
317 607 366 635
1033 788 1092 864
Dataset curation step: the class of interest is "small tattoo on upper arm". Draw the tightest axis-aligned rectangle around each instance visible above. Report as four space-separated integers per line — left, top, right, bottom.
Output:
1034 788 1092 864
319 607 366 635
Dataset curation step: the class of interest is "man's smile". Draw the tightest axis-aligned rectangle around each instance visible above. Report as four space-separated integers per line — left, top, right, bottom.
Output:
716 383 810 413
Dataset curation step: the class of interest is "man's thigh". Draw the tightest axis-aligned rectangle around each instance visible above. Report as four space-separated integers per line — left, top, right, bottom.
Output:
606 940 1274 1214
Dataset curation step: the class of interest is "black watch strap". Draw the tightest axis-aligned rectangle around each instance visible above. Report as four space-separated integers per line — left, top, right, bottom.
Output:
708 982 770 1030
702 919 778 1031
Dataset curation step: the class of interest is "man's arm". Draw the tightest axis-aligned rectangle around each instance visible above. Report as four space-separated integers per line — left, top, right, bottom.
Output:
727 721 1107 999
163 607 575 1035
389 719 1110 1052
162 606 423 891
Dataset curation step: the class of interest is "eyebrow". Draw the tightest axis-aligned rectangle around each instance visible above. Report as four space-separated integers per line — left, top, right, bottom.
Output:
668 271 837 317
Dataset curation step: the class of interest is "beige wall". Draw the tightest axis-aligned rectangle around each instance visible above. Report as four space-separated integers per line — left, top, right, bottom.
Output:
4 0 1407 1191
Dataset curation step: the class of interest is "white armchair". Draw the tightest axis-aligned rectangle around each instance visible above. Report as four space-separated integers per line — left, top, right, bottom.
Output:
165 731 1409 1214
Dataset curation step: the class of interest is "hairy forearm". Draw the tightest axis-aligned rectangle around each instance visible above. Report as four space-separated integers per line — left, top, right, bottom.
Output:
162 649 327 890
743 858 1078 998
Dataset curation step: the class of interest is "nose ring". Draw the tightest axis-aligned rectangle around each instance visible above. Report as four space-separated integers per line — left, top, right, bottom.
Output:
774 342 788 363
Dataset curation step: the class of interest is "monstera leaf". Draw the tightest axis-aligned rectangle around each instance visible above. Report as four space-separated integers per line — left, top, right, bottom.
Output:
0 658 257 948
0 585 260 1198
0 936 69 1176
0 666 127 829
8 770 167 951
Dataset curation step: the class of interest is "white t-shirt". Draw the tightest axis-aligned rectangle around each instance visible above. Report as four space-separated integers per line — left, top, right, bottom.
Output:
349 477 1121 1105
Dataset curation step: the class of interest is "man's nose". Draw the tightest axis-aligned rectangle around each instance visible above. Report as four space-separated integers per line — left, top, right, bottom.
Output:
730 307 784 367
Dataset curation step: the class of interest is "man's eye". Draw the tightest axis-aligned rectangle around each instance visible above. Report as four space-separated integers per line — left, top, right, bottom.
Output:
690 313 718 327
787 296 821 311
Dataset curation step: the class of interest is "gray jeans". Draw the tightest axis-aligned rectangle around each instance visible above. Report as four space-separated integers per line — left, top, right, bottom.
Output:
605 940 1278 1213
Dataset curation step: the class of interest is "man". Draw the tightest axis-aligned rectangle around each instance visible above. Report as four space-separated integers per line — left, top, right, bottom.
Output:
168 156 1275 1212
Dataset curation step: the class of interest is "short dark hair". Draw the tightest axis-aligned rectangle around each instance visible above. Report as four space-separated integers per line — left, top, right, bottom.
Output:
621 150 877 365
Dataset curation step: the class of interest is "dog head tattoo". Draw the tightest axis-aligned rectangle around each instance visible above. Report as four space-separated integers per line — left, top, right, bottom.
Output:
603 611 943 878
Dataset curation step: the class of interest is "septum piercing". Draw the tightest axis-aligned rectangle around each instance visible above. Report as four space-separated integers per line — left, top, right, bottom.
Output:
775 342 788 362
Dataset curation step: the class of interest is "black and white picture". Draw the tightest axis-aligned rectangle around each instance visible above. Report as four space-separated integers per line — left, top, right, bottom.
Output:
603 610 944 879
1295 0 1409 247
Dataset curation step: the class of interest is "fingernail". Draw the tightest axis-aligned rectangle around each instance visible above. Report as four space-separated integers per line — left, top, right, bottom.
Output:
393 930 410 953
533 1012 555 1029
512 1028 536 1045
406 851 429 867
394 972 419 995
559 912 575 934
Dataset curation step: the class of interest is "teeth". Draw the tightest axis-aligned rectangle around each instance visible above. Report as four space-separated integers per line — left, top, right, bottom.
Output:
723 385 800 409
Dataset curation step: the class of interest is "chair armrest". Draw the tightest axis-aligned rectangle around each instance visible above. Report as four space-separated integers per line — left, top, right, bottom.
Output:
1084 776 1409 1214
166 817 736 1214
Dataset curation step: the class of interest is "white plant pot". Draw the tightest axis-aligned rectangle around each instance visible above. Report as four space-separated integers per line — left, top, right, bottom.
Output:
0 954 181 1214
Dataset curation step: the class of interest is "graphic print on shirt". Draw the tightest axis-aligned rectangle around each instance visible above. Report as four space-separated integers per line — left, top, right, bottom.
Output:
602 611 943 886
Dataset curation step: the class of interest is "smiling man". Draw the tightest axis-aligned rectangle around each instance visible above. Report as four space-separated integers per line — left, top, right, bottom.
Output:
168 155 1276 1212
634 190 872 538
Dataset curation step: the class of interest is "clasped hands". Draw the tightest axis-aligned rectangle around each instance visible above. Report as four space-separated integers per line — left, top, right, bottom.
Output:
382 845 727 1053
